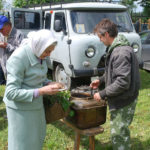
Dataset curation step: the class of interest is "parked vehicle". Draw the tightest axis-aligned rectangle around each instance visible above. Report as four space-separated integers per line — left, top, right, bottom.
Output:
9 1 142 89
139 30 150 71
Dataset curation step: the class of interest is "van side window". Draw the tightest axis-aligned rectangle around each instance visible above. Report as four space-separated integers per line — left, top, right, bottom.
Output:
54 13 66 31
146 33 150 44
14 11 40 29
45 13 51 29
140 32 149 44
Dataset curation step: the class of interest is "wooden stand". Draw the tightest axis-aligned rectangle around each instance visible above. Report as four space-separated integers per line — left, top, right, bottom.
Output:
61 119 104 150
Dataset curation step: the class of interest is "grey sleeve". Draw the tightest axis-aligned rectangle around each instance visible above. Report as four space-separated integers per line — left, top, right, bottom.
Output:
100 51 131 99
6 32 24 53
99 73 105 84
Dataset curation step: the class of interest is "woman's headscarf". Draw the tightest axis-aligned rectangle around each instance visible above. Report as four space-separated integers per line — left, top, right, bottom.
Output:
22 29 57 58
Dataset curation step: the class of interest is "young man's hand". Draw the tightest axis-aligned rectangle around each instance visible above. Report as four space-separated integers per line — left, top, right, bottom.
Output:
90 79 100 89
93 92 102 102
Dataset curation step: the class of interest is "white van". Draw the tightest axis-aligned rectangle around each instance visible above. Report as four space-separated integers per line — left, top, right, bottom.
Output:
10 1 142 89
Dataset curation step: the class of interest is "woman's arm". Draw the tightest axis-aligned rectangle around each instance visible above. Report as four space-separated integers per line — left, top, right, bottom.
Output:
5 54 34 103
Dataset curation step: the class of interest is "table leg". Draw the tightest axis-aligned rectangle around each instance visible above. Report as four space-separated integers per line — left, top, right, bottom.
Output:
89 136 95 150
74 132 80 150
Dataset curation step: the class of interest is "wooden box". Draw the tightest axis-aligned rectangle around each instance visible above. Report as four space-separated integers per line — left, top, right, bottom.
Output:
67 97 107 129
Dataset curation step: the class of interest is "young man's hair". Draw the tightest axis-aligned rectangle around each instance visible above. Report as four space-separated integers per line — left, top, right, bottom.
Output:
94 18 118 37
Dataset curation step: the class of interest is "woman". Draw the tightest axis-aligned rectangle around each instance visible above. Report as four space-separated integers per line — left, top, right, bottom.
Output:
3 29 63 150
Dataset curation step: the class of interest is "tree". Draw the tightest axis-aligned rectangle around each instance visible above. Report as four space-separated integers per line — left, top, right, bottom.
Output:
14 0 47 8
138 0 150 16
0 0 3 11
143 6 150 17
120 0 137 13
139 0 150 7
14 0 75 8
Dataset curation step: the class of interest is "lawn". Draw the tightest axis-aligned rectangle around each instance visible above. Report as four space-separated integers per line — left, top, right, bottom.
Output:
0 70 150 150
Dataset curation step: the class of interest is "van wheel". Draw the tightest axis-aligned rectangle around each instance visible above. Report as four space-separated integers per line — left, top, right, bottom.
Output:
54 64 71 89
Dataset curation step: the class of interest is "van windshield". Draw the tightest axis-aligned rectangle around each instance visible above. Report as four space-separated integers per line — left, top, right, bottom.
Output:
70 10 133 34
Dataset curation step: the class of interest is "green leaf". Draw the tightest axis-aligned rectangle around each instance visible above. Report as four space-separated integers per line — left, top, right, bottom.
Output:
43 90 71 112
69 110 75 117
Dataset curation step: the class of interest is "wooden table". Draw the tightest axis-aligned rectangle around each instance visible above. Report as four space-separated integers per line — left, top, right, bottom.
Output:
61 119 104 150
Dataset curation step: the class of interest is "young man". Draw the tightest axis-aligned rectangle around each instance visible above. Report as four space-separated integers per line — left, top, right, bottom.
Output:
90 18 140 150
0 15 25 79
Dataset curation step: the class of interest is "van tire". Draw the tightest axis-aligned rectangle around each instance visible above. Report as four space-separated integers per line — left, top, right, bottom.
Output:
54 64 71 89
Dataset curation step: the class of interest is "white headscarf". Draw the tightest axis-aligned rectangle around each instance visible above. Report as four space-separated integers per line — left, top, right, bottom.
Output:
22 29 57 58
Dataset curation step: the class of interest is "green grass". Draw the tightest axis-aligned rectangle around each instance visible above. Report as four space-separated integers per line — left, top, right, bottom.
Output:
0 70 150 150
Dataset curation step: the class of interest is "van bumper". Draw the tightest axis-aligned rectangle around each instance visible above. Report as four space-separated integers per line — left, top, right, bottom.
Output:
73 68 105 77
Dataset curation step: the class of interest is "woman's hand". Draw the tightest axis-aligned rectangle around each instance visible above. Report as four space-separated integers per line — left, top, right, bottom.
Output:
90 80 100 89
38 82 64 96
48 82 64 89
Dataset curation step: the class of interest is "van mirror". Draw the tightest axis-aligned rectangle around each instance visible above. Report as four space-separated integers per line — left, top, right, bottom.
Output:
54 20 62 32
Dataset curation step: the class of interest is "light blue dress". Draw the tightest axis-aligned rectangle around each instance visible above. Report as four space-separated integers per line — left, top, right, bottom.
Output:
3 44 50 150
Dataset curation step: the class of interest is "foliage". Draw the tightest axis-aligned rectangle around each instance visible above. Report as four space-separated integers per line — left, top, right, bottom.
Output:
0 0 3 10
55 91 71 112
143 6 150 17
119 0 136 13
137 0 150 16
43 90 74 116
119 0 150 9
44 90 71 111
14 0 47 8
13 0 75 7
139 0 150 7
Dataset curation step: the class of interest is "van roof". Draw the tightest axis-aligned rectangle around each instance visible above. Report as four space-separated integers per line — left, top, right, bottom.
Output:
60 2 126 10
27 2 127 11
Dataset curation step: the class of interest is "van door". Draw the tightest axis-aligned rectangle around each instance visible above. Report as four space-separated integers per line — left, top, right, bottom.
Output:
11 8 42 36
46 10 72 88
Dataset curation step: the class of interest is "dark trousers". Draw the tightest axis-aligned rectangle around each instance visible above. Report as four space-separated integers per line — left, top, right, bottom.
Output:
0 64 6 85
